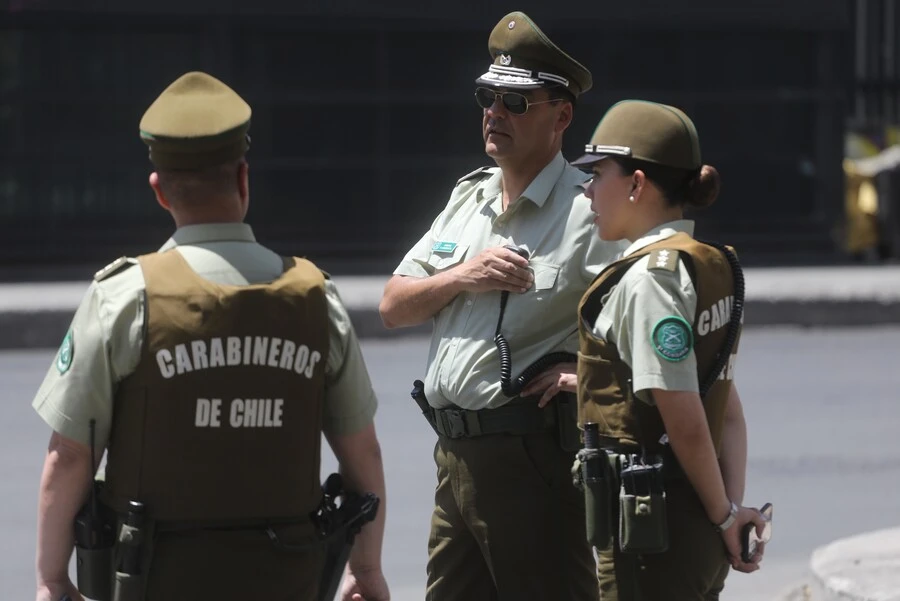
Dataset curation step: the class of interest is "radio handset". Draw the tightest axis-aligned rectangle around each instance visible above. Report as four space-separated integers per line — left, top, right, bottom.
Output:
73 419 115 601
503 244 530 261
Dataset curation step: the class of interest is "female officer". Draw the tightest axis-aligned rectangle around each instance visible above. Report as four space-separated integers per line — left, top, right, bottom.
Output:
571 100 768 600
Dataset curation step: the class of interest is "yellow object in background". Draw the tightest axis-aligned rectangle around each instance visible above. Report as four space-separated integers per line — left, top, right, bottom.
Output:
843 158 880 255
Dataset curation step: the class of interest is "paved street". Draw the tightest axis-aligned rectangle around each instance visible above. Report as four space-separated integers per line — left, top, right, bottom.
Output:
3 327 900 600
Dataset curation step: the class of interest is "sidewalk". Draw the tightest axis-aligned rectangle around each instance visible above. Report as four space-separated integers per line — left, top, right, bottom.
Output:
807 527 900 601
2 265 900 349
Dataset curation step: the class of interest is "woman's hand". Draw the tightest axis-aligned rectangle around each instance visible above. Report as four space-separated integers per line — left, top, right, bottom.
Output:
720 505 768 573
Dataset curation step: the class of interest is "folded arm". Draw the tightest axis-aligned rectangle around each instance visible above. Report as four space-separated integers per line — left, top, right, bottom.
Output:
653 389 764 572
379 247 532 328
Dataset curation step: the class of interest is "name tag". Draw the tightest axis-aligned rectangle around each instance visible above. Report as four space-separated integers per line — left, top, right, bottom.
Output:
432 241 458 254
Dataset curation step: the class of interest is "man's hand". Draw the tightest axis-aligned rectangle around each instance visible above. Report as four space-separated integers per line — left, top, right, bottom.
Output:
36 578 82 601
451 247 533 294
520 362 577 407
341 565 390 601
720 505 768 573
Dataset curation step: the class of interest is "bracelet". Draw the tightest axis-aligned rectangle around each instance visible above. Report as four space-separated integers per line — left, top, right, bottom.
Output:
714 501 738 532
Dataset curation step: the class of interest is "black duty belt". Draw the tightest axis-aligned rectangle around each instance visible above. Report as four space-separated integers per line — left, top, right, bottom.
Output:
595 437 686 482
428 400 557 439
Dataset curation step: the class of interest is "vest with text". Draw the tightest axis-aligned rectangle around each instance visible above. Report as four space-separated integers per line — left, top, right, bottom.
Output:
577 233 741 454
103 250 329 523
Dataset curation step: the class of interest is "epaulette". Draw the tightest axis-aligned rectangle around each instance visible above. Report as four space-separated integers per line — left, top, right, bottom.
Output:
456 166 492 186
647 249 680 272
94 256 138 281
285 256 331 280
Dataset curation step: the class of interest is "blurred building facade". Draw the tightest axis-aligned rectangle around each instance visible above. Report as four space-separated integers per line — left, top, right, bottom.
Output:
0 0 851 276
844 0 900 260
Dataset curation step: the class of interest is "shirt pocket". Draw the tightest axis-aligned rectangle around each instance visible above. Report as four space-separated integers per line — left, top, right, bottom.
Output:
531 261 560 294
501 261 561 337
426 244 470 272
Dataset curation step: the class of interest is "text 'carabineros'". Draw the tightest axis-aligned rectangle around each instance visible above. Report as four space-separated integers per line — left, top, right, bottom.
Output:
155 336 323 379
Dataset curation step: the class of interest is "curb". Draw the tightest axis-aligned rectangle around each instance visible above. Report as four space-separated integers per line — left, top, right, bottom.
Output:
2 300 900 350
746 300 900 327
0 307 433 350
809 527 900 601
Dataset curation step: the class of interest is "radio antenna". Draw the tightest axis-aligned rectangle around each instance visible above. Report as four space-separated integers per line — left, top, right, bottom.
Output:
89 419 98 516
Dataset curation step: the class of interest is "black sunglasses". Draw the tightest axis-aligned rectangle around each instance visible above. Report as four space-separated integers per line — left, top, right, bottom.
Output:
474 87 559 115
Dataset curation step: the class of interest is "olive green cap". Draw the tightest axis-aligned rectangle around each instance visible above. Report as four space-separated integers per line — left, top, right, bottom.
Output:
572 100 702 170
139 71 251 170
475 11 592 97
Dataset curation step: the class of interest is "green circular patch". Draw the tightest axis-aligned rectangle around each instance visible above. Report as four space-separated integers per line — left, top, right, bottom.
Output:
56 330 74 374
651 316 693 362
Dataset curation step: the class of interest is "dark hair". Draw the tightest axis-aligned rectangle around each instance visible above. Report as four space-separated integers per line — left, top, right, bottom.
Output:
613 158 719 209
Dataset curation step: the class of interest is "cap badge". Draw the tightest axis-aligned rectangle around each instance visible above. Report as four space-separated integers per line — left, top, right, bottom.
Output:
508 20 516 29
499 54 512 66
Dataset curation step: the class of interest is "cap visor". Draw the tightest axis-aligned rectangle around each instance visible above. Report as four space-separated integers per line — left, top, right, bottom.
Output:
570 153 611 168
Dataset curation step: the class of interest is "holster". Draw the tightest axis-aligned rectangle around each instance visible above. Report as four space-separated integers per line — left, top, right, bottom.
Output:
111 517 155 601
313 478 380 601
580 449 619 550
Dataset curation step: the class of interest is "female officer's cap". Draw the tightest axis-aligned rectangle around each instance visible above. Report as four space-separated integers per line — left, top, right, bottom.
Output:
139 71 251 170
475 12 592 97
572 100 701 170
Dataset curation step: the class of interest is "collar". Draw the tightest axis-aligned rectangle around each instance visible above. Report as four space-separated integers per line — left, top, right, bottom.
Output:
520 152 566 208
479 151 566 208
622 219 695 257
158 223 257 251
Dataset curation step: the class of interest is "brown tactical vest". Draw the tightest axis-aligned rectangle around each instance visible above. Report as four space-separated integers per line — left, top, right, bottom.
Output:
577 233 741 455
102 250 329 525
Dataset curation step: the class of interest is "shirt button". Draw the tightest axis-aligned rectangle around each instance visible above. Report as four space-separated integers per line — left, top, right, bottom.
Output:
466 300 473 306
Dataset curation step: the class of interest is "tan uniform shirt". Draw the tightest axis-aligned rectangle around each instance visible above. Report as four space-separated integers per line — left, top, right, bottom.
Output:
32 223 377 449
592 220 699 403
395 152 626 410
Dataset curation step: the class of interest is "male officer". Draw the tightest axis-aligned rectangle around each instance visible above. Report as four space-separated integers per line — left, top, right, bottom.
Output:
379 12 625 601
33 72 388 601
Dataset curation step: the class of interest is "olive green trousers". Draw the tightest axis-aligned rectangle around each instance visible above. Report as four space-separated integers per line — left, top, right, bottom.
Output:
596 479 730 601
426 429 599 601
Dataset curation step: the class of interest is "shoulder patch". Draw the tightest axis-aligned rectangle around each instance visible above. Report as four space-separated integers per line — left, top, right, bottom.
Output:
456 166 492 186
651 316 693 362
93 256 138 282
647 249 680 272
56 329 75 374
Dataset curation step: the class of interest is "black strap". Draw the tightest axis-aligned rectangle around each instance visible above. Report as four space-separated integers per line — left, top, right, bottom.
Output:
495 289 512 339
695 241 745 399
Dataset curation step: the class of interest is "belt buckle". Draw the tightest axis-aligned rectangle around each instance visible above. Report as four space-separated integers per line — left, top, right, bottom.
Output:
445 409 468 438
